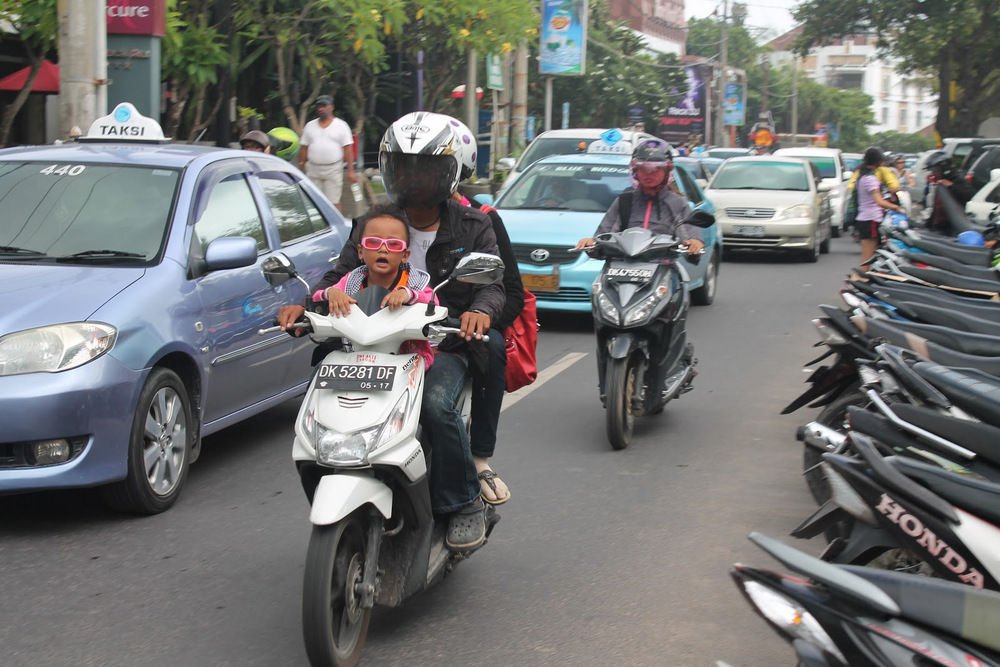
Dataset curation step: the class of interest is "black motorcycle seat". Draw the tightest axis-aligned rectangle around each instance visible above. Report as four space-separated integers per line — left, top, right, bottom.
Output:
848 406 1000 471
899 265 1000 295
894 301 1000 337
890 402 1000 462
901 250 1000 281
853 279 1000 317
889 456 1000 526
913 362 1000 429
851 317 1000 375
843 564 1000 653
863 318 1000 357
895 232 993 266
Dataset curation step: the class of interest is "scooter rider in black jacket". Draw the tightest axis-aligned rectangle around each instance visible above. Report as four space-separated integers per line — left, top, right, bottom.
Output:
279 112 505 551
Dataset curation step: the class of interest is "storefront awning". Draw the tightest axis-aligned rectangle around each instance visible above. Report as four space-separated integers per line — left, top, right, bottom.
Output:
0 60 59 94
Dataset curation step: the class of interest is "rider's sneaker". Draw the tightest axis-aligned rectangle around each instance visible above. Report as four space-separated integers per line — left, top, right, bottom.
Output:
446 498 487 551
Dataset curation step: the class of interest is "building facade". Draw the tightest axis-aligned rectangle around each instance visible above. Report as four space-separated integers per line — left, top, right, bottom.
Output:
767 28 937 135
607 0 686 55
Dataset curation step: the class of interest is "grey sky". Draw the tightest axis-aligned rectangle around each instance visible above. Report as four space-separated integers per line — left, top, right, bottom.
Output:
684 0 800 43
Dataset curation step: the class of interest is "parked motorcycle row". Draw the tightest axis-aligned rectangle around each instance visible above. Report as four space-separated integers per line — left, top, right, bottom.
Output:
730 204 1000 664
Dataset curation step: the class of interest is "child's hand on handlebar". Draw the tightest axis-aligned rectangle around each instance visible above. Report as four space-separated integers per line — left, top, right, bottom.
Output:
381 286 411 310
326 288 357 317
459 310 491 341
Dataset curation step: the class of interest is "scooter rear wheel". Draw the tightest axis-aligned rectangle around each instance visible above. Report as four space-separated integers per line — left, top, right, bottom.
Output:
302 513 372 667
606 355 638 450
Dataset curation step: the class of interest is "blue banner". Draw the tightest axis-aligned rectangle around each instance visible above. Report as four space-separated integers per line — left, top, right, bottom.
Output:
723 81 746 127
539 0 587 76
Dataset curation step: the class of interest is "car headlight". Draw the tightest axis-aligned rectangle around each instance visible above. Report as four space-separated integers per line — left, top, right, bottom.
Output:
306 390 411 467
777 204 812 220
623 285 670 326
0 323 116 376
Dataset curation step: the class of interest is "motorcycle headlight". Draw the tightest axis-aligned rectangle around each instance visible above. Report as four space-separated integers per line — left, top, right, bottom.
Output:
777 204 812 220
307 390 411 467
623 285 670 326
0 323 117 376
592 283 619 322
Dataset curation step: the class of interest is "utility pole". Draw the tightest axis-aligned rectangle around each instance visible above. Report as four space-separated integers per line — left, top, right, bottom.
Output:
58 0 107 137
715 0 728 147
463 49 478 135
791 56 799 147
511 41 528 153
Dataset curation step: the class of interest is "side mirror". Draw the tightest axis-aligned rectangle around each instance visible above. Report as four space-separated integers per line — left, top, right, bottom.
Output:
817 182 833 192
496 157 516 171
684 210 716 228
261 251 298 285
696 178 708 189
204 236 258 272
453 253 506 284
843 171 853 181
990 168 1000 182
474 193 495 206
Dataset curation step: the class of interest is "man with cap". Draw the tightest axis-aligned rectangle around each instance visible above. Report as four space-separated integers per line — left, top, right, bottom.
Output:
240 130 272 153
298 94 356 209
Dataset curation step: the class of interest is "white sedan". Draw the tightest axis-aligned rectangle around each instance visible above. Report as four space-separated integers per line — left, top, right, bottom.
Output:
966 167 1000 223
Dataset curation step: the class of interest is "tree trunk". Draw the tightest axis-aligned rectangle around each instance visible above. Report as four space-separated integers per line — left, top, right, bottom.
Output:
164 79 190 139
935 45 952 139
0 57 42 146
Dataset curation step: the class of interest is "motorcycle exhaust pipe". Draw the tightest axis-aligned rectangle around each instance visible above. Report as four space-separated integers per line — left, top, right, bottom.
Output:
796 421 847 452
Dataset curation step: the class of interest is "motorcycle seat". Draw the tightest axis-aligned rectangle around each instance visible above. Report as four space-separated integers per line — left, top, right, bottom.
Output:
890 402 1000 462
912 362 1000 429
894 232 993 266
851 317 1000 376
862 317 1000 357
899 265 1000 295
901 250 999 281
892 301 1000 338
848 406 1000 471
852 279 1000 317
889 456 1000 526
843 564 1000 653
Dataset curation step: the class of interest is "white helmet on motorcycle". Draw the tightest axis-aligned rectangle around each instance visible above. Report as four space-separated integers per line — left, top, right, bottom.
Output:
447 117 478 181
379 112 462 209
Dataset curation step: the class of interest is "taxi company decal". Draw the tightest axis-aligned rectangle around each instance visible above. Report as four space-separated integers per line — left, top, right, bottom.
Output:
875 493 985 588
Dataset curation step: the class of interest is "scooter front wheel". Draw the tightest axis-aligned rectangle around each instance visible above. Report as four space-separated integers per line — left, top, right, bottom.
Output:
606 355 638 450
302 513 372 667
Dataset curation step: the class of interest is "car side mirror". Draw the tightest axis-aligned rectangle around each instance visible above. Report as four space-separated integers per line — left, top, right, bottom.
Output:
990 168 1000 182
496 157 516 172
204 236 258 272
474 193 495 206
818 182 833 192
843 171 853 181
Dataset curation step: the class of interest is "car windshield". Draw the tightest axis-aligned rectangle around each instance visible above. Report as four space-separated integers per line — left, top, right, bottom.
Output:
517 138 594 171
711 161 810 191
0 162 179 264
700 157 724 175
495 162 630 212
843 156 862 171
706 149 749 159
784 156 837 179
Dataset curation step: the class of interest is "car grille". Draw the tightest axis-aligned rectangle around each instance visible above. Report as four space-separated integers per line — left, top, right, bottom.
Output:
535 287 591 302
722 235 784 247
725 207 776 219
513 244 577 266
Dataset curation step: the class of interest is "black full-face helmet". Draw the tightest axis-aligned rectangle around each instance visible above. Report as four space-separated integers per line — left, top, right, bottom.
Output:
925 150 952 172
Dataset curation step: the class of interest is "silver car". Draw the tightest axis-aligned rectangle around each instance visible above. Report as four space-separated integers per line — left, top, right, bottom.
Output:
706 156 834 262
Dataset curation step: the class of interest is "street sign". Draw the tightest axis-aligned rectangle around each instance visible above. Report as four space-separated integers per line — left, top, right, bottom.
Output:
486 54 504 91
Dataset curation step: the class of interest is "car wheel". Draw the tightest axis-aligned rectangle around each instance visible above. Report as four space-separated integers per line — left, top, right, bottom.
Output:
802 233 820 262
690 251 718 306
820 234 831 254
831 225 841 238
103 368 193 514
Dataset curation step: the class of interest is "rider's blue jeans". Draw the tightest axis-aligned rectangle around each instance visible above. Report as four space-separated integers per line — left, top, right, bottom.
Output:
421 351 480 514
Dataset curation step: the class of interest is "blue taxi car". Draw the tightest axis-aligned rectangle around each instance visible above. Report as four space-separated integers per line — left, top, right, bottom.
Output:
485 153 720 311
0 104 350 513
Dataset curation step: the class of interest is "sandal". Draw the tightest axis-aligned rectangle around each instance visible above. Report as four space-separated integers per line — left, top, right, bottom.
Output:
478 469 511 506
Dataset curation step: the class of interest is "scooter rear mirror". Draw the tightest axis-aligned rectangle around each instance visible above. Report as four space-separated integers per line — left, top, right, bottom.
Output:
685 210 716 228
452 253 506 285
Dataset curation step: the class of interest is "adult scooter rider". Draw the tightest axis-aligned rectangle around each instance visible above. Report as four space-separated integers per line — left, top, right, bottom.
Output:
923 151 975 233
278 112 504 551
573 138 705 403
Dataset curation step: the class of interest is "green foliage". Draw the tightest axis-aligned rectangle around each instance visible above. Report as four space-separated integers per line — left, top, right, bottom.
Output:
869 130 935 154
163 1 227 88
533 0 685 128
792 0 1000 136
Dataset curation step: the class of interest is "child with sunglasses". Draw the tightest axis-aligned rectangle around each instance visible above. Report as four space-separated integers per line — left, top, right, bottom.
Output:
314 204 436 368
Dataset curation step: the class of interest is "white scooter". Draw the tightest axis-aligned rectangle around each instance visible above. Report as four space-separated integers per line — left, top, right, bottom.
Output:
261 252 505 667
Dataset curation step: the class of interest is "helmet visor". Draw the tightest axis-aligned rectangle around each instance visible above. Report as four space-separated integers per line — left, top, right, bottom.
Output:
380 152 458 209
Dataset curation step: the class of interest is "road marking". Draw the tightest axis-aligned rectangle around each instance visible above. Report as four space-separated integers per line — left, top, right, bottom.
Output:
501 351 589 412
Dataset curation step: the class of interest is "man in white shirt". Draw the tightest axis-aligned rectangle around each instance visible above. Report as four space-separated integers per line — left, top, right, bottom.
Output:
298 95 356 208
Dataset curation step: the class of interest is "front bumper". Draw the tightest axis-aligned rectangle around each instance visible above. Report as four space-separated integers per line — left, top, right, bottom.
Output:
720 217 819 250
0 355 143 492
519 262 599 312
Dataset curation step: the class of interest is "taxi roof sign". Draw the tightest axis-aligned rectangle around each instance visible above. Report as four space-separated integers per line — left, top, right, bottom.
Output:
82 103 168 143
587 139 634 155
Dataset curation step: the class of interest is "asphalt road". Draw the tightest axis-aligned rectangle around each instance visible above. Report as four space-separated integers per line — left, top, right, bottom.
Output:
0 237 863 667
